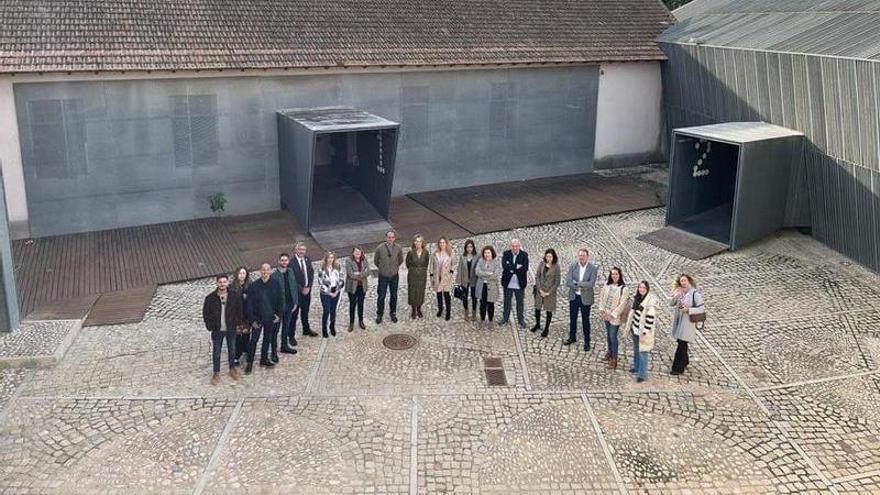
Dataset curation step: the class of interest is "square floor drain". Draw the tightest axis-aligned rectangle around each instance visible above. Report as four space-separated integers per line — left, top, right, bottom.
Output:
485 369 508 386
483 357 503 368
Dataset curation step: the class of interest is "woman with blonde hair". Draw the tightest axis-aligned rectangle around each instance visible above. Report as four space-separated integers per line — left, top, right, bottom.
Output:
626 280 658 382
405 234 430 319
429 236 455 321
669 274 705 375
317 252 344 338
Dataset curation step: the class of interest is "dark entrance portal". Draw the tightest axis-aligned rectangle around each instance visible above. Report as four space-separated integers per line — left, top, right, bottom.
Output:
276 108 400 241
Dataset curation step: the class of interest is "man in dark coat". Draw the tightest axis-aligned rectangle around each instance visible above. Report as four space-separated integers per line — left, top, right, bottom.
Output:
245 263 283 373
203 274 244 384
291 242 318 337
270 252 300 355
500 238 529 328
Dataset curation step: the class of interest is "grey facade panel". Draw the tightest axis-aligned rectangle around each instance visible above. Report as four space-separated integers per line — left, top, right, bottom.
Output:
15 66 600 237
838 59 860 165
806 56 828 152
857 61 879 171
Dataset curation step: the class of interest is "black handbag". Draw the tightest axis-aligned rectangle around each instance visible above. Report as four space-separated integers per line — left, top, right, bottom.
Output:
453 285 466 300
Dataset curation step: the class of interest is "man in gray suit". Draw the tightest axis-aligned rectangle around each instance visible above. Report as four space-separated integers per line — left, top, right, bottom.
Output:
564 248 597 351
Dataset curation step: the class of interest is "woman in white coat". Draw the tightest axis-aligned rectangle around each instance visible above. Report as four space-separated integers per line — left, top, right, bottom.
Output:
626 280 658 382
668 274 705 375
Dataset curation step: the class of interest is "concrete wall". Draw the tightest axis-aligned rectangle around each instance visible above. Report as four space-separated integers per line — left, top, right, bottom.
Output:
594 62 664 169
12 66 600 237
661 42 880 272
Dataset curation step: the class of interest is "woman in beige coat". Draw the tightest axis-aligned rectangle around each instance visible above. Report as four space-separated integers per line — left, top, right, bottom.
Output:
428 236 455 321
597 267 630 369
474 245 502 325
530 248 560 338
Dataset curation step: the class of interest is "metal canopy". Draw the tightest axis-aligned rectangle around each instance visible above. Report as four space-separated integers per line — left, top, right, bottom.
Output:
666 122 804 250
278 106 399 133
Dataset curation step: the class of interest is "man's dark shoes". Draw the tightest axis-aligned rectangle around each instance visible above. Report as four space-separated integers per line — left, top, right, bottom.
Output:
563 339 576 346
245 362 253 374
330 326 336 336
304 329 319 337
270 353 279 363
280 346 297 354
390 314 398 323
359 321 367 330
376 315 383 324
259 360 275 368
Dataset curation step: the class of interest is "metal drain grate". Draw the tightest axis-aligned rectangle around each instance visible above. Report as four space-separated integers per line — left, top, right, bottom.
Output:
483 357 503 368
485 369 508 386
383 333 418 350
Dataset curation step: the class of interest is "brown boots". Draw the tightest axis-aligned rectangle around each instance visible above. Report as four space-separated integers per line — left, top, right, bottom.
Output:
607 358 618 370
211 373 221 385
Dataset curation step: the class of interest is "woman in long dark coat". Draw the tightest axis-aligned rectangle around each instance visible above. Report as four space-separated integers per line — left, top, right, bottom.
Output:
229 266 251 366
405 234 430 319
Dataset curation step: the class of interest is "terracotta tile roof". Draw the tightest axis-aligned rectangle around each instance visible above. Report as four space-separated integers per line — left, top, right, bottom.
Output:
0 0 674 74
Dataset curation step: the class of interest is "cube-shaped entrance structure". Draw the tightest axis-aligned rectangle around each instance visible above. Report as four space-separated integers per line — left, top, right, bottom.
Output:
667 122 804 250
276 107 400 234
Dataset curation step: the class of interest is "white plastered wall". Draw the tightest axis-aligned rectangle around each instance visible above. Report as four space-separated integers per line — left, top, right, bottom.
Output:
0 79 28 238
594 61 664 167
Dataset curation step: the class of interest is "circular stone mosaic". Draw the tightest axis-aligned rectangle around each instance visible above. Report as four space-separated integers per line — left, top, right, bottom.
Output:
382 333 418 351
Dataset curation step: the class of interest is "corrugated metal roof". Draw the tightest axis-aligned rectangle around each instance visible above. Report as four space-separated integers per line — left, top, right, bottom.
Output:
661 0 880 60
674 122 804 144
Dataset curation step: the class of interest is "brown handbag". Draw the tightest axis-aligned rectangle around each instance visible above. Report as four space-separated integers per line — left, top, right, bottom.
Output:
688 312 706 323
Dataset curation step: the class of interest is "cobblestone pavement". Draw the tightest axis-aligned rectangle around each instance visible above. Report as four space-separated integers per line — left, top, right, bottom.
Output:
2 207 880 493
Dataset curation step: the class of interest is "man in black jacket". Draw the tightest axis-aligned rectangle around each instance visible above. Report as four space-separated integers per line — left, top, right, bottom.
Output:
291 242 319 337
500 238 529 328
203 274 244 384
245 263 283 373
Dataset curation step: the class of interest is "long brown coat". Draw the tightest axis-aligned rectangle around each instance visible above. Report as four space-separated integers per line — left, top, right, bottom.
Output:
428 251 455 292
405 249 429 305
533 262 560 311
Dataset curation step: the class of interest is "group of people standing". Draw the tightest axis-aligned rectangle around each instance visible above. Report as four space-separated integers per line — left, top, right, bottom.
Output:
203 230 706 385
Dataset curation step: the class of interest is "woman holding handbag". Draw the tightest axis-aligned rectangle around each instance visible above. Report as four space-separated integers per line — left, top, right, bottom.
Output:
428 236 455 321
626 280 658 382
668 273 705 375
531 248 560 337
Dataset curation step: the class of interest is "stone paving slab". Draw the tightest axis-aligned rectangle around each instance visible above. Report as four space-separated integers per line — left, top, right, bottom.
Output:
204 396 411 494
0 368 28 413
589 390 830 493
704 311 880 388
416 394 620 493
0 398 234 494
759 374 880 488
21 317 317 399
0 320 81 368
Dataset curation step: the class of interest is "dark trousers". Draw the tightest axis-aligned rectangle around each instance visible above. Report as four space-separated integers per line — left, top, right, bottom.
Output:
279 301 296 348
568 296 591 347
672 339 690 373
234 332 249 361
348 286 365 323
461 286 477 312
376 275 399 317
291 291 312 334
211 331 236 373
479 284 495 321
502 287 525 324
321 293 340 333
247 320 273 363
436 291 451 314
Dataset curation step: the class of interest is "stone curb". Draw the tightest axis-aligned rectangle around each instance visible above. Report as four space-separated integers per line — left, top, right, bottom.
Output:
0 319 83 370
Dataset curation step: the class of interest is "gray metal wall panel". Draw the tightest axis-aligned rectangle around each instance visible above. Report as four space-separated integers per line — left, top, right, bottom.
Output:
873 170 880 270
0 167 20 332
838 161 857 259
731 136 800 248
857 61 879 171
821 58 842 158
767 52 784 124
791 55 813 139
806 56 828 152
874 61 880 172
853 165 876 267
838 59 860 164
15 66 600 237
755 51 772 121
805 150 826 242
779 54 797 129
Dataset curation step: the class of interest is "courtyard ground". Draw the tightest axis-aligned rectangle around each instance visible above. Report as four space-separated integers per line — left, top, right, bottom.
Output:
1 207 879 493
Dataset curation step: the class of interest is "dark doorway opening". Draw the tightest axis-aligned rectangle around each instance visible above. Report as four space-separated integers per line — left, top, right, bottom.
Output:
667 136 739 245
310 130 393 230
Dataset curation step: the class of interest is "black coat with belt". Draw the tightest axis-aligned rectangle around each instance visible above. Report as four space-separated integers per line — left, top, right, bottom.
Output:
202 289 244 333
501 250 529 289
